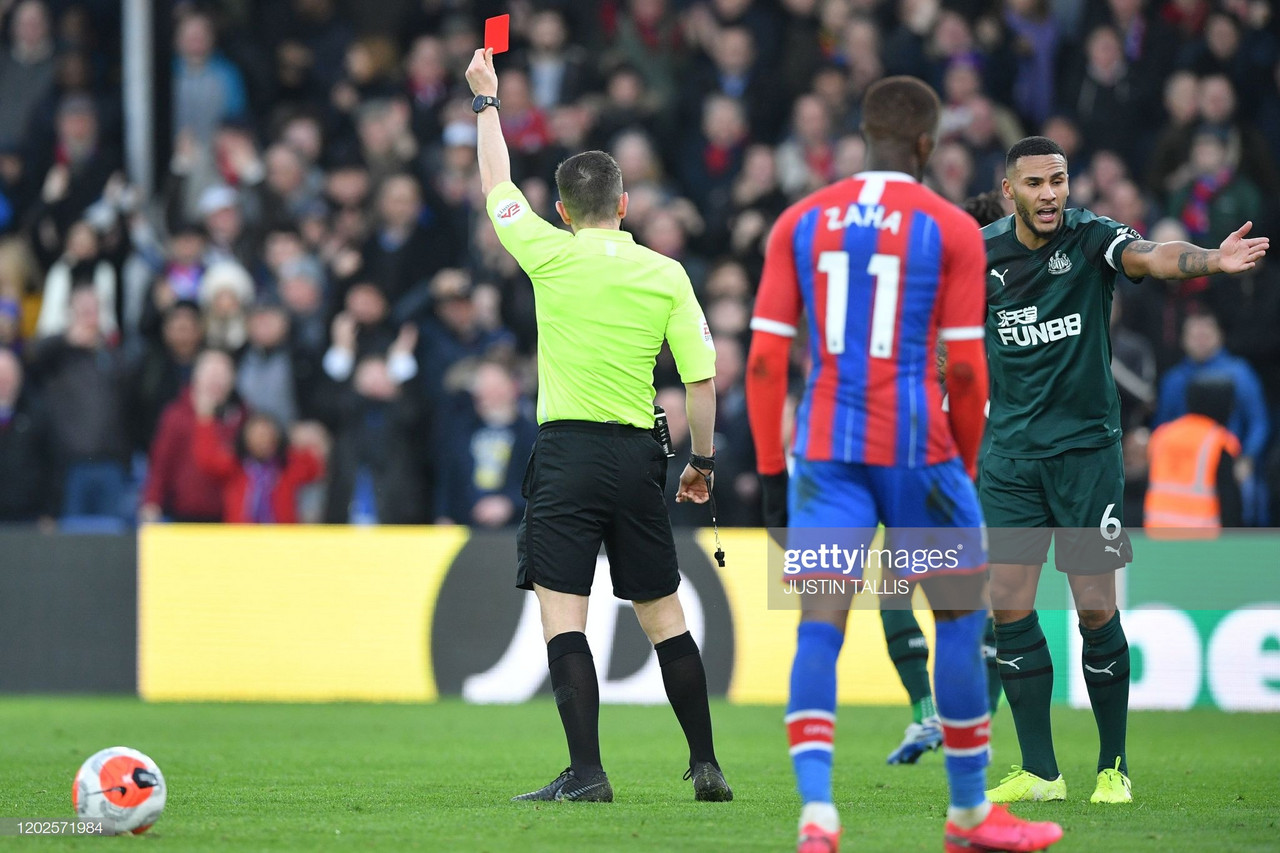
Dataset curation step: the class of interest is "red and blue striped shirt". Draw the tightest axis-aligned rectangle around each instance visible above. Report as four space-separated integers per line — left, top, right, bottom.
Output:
750 172 987 469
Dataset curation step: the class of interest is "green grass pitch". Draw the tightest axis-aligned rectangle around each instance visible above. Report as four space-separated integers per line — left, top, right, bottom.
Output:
1 698 1277 851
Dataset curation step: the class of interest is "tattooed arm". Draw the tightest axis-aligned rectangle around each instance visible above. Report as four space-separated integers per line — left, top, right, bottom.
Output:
1121 221 1270 280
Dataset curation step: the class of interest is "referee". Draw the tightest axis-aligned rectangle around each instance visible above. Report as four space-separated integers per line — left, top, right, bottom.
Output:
466 49 732 805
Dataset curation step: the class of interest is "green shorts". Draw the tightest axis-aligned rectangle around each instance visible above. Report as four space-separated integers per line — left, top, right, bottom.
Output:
978 442 1132 575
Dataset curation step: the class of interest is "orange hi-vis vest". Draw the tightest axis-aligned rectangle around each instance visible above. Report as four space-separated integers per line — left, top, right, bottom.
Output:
1145 413 1241 528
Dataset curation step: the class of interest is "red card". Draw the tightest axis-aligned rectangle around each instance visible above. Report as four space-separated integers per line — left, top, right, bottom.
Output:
484 14 510 54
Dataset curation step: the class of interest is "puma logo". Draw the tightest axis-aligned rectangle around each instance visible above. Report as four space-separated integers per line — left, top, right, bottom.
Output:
1104 545 1122 556
1085 661 1117 676
990 268 1009 287
996 656 1024 670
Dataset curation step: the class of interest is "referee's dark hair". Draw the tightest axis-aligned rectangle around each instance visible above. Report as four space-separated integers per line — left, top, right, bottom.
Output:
555 150 624 225
861 76 942 146
1006 136 1067 172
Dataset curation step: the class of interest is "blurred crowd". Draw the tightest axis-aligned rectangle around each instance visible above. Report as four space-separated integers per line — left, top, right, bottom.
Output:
0 0 1277 530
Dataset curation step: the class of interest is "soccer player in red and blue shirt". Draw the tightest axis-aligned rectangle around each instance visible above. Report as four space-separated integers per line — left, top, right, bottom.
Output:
746 77 1062 853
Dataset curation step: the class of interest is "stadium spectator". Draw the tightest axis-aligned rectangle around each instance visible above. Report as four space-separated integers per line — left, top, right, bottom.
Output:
198 260 255 352
276 255 329 357
357 172 456 309
639 210 707 290
681 25 785 145
679 95 749 219
331 35 401 116
776 0 822 101
1168 127 1263 246
1146 70 1203 199
35 219 117 339
1191 75 1278 199
1179 11 1273 107
195 184 259 270
0 0 55 150
28 287 127 518
404 36 452 147
609 130 676 205
193 407 326 525
1116 218 1213 373
262 0 354 107
415 268 514 402
1155 312 1269 487
165 122 265 233
172 10 249 146
354 98 417 189
322 352 433 525
0 347 55 524
126 300 203 453
1204 257 1280 412
1004 0 1061 126
607 0 684 111
260 144 323 230
1059 25 1145 169
1110 290 1158 432
323 281 417 384
236 296 305 427
139 349 245 524
516 9 595 111
26 94 118 267
775 95 836 198
929 140 976 203
592 64 667 155
434 359 535 527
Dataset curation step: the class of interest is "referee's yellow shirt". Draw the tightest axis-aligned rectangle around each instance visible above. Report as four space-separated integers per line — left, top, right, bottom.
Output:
486 181 717 429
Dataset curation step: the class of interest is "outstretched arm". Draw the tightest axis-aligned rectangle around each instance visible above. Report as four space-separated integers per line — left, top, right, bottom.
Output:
465 48 511 195
1121 221 1269 280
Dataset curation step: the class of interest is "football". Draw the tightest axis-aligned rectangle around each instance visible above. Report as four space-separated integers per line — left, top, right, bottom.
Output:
72 747 167 835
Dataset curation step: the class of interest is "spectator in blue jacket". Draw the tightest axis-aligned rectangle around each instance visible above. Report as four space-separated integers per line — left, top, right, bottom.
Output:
434 359 536 528
1156 312 1270 488
173 10 248 145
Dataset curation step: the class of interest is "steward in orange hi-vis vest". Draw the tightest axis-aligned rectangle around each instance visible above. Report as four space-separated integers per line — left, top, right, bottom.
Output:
1145 397 1242 529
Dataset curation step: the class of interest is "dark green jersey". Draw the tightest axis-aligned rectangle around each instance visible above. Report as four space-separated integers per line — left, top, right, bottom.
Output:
982 208 1142 458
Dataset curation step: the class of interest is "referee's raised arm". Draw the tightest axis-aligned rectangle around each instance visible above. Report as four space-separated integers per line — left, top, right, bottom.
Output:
464 49 509 196
467 47 732 807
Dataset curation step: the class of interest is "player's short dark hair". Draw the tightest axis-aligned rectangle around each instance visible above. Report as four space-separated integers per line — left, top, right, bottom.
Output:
555 150 624 225
861 76 941 146
961 190 1006 227
1006 136 1067 172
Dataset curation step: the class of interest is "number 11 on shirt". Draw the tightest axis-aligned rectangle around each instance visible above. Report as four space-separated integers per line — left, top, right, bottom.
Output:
817 251 901 358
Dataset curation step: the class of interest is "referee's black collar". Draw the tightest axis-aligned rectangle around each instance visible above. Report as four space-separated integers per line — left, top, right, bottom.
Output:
576 228 635 241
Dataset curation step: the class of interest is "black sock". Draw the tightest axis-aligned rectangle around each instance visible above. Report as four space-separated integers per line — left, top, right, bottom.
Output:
1080 612 1130 775
995 612 1059 780
656 631 719 769
547 631 601 775
984 616 1004 714
881 608 935 721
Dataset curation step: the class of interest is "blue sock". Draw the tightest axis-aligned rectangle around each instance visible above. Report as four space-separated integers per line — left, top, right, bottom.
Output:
786 621 844 804
933 610 991 810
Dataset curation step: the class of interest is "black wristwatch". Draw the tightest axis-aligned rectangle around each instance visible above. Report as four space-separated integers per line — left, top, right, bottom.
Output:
689 453 716 473
472 94 500 114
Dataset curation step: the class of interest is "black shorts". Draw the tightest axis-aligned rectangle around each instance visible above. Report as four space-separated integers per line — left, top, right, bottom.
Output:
516 420 680 601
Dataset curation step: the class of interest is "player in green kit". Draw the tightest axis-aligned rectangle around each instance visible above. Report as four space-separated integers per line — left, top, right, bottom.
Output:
981 137 1269 805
